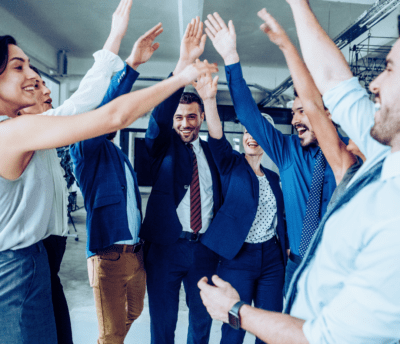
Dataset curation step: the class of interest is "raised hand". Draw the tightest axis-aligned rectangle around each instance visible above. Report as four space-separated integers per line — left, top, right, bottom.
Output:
257 8 290 48
174 17 207 75
204 13 239 65
126 23 163 70
193 72 219 101
178 59 219 86
103 0 133 54
181 17 207 63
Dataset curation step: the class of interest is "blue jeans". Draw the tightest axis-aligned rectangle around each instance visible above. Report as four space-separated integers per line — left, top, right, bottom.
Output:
0 241 57 344
42 235 73 344
217 238 285 344
145 239 219 344
284 256 300 296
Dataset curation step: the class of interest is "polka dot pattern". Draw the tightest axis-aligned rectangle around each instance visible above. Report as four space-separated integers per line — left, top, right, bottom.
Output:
298 149 326 257
245 174 277 244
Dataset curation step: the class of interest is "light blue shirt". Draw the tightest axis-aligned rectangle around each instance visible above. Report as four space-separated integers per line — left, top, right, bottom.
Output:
291 77 400 343
114 162 141 245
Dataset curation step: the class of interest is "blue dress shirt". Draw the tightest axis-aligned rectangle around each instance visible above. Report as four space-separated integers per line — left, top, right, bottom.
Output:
226 62 339 255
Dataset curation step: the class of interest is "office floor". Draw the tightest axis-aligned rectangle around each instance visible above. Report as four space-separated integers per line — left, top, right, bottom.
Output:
60 192 256 343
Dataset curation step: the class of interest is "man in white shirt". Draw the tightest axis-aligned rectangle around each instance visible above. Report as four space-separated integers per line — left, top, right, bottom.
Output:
197 2 400 343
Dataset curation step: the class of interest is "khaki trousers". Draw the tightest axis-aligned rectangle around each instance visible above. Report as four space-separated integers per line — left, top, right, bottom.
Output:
88 248 146 344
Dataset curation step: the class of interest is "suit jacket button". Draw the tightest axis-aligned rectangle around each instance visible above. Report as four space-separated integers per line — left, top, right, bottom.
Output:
121 186 126 190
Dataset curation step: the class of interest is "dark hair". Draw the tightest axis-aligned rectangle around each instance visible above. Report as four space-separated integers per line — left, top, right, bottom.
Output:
0 35 17 75
293 87 328 110
106 131 117 141
179 92 204 113
30 65 41 77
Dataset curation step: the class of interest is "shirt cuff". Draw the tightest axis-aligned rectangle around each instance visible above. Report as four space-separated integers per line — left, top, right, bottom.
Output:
93 50 125 74
322 77 363 123
225 62 243 82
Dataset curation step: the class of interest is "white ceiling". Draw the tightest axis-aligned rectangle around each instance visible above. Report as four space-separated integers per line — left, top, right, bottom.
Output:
1 0 371 67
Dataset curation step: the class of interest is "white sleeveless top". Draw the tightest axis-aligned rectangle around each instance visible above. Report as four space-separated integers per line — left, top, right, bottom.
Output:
0 150 55 251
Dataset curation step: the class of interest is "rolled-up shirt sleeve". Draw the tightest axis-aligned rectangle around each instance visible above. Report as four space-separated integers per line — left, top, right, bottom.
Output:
302 218 400 344
40 50 124 117
322 77 387 161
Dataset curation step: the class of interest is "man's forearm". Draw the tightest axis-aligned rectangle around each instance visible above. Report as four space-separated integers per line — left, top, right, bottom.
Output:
281 40 356 183
288 0 353 94
240 305 308 344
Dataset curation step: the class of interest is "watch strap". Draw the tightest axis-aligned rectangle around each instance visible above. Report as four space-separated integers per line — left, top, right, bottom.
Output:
228 301 247 330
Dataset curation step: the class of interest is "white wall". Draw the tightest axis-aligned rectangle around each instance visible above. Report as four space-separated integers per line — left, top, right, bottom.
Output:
0 6 58 74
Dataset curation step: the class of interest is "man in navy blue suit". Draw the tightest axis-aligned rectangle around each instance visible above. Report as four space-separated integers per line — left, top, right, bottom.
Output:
70 21 163 344
140 17 222 344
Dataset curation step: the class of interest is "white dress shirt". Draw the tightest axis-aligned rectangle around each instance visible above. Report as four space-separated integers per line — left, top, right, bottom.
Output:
291 77 400 343
176 137 214 234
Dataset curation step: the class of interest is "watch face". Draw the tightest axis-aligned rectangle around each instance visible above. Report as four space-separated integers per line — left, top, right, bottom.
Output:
228 310 240 330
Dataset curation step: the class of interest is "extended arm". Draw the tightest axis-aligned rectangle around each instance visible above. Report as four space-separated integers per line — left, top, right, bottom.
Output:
146 17 208 157
194 72 238 175
41 0 136 117
193 72 221 139
286 0 353 95
204 13 292 169
198 275 308 344
258 9 356 184
99 22 164 106
0 60 218 180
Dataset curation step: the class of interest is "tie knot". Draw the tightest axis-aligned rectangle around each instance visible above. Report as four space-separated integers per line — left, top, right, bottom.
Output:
188 143 193 150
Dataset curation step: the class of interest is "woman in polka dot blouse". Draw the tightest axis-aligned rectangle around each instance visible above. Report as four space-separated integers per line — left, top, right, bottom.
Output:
195 73 288 344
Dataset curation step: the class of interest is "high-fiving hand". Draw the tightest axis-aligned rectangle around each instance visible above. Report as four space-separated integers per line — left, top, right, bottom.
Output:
180 17 207 63
257 8 291 48
103 0 133 55
193 72 219 101
179 59 219 86
204 13 239 65
126 23 163 70
174 17 207 75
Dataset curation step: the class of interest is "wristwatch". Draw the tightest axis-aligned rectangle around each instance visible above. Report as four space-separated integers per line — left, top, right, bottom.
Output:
228 301 247 330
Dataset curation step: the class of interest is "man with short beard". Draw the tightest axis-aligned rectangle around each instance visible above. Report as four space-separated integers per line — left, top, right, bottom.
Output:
139 17 222 344
204 12 346 294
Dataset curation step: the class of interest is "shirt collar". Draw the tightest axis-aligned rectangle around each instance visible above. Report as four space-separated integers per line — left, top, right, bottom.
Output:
189 137 201 153
309 145 320 158
381 151 400 181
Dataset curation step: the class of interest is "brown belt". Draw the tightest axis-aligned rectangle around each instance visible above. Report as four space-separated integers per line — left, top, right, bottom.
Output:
96 240 144 255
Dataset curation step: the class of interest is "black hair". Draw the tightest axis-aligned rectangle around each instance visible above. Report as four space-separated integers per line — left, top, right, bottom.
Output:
30 65 41 77
106 131 117 141
179 92 204 113
293 88 298 98
0 35 17 75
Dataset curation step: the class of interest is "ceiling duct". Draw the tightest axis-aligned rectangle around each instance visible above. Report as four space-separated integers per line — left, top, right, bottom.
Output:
259 0 400 107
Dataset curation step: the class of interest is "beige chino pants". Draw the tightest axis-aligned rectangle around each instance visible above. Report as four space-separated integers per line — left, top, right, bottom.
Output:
87 248 146 344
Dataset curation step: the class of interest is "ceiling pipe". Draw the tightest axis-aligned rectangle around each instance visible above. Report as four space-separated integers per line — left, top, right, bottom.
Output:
259 0 400 107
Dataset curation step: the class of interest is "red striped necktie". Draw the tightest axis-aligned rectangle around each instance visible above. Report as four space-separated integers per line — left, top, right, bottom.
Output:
188 143 202 234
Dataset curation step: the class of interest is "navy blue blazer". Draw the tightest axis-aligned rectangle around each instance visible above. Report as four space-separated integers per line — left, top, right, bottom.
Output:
201 135 288 265
70 63 142 256
140 86 222 245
